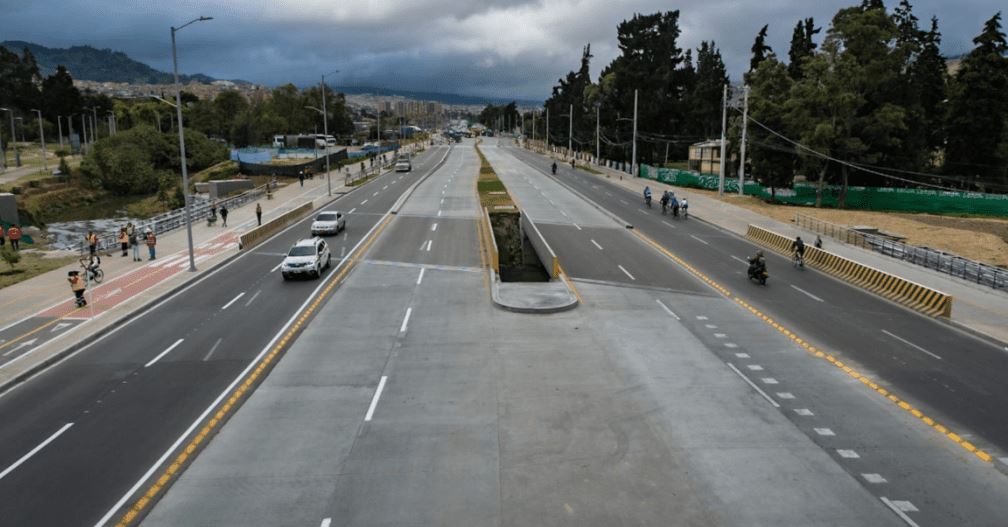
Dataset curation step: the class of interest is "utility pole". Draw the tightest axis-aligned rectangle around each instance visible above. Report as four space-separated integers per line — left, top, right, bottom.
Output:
631 89 638 177
568 103 573 158
546 108 549 151
531 111 535 145
718 84 727 196
81 114 87 152
595 103 600 164
57 116 64 148
1 107 21 167
320 70 338 197
738 85 750 197
30 109 47 173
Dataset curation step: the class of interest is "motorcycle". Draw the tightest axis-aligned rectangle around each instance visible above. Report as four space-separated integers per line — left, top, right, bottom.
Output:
644 195 652 208
747 260 768 285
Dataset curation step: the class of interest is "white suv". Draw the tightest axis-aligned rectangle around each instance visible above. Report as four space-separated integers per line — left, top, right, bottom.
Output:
395 153 412 172
281 237 331 280
311 211 345 236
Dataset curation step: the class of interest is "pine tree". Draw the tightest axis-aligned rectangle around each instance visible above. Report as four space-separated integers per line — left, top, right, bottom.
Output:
945 12 1008 189
750 25 772 73
691 41 730 139
914 17 948 157
788 18 820 79
747 55 795 197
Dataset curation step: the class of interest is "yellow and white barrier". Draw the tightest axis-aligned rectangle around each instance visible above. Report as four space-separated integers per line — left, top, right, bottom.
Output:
239 202 314 251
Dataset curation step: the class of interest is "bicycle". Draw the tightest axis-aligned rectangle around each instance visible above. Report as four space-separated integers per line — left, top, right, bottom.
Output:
792 251 805 268
80 259 104 283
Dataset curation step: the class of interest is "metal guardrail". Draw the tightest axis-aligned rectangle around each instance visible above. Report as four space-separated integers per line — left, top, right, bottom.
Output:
794 213 1008 291
76 183 272 256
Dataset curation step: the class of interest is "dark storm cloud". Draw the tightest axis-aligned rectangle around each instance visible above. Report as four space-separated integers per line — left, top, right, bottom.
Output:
0 0 1000 101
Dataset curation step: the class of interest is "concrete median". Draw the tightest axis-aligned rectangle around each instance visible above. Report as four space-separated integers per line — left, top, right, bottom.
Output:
746 224 953 317
238 202 314 250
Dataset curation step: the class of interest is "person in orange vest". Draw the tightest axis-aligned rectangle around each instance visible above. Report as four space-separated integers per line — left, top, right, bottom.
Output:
68 270 87 307
86 230 98 256
118 227 129 257
7 224 22 250
145 228 157 260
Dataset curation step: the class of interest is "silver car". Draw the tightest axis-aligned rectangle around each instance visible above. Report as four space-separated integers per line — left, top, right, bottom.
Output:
311 211 345 236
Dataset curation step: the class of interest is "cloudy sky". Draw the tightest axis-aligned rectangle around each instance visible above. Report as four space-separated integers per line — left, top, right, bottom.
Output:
0 0 999 101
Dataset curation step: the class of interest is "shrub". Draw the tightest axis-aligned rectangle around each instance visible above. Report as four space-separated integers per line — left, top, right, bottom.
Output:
1 246 20 269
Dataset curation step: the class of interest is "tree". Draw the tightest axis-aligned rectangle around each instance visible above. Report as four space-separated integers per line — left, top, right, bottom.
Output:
0 246 19 271
748 55 795 197
788 18 820 80
750 25 773 73
690 41 729 139
915 17 949 157
40 65 82 124
945 12 1008 189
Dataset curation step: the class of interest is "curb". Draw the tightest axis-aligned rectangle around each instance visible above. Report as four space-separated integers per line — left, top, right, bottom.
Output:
488 269 579 314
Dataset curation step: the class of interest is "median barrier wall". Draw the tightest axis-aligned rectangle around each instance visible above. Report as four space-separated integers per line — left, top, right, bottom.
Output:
745 224 953 317
239 202 314 250
521 214 559 279
482 207 499 273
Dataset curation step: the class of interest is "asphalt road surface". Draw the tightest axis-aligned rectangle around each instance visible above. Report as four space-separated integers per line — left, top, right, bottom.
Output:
0 145 449 526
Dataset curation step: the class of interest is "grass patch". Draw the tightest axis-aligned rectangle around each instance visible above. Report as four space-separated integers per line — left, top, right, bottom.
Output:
0 252 79 289
474 143 515 209
578 164 603 175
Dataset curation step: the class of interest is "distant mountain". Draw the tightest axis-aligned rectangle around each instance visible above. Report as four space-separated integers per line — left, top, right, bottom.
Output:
0 40 249 85
335 85 541 107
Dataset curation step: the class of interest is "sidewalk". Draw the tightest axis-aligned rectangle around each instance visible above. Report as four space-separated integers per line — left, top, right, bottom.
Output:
0 170 354 388
533 145 1008 344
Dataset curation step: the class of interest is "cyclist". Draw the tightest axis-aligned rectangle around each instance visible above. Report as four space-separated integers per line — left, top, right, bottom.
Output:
680 197 688 218
792 236 806 267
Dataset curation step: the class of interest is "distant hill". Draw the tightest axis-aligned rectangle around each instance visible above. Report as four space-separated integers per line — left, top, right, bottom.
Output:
0 40 248 85
336 85 541 107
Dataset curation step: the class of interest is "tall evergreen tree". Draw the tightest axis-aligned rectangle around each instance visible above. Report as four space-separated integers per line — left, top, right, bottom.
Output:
40 65 82 125
750 25 773 73
691 41 729 139
787 18 820 79
945 12 1008 189
914 17 948 157
747 54 795 197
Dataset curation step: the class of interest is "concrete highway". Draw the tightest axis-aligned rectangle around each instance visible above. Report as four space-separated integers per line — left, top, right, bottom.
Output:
139 140 1008 526
0 145 448 526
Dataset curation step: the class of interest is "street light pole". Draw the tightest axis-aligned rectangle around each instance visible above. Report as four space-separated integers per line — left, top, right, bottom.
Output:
595 103 600 164
321 69 340 197
739 85 749 197
545 108 549 151
568 103 573 158
30 109 47 173
631 89 638 177
718 84 727 196
57 116 64 148
172 15 213 273
0 108 19 167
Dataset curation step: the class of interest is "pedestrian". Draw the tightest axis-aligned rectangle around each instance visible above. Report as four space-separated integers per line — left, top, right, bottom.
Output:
255 203 262 226
68 270 87 307
118 227 128 257
8 224 22 250
814 235 823 249
145 228 157 260
220 204 228 227
86 230 98 256
128 223 141 261
299 171 304 187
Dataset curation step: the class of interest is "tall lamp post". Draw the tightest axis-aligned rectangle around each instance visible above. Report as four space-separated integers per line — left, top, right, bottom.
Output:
0 108 19 167
172 15 213 272
30 109 47 173
320 69 340 197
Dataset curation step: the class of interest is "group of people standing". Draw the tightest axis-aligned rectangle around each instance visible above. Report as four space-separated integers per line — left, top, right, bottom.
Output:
110 223 157 262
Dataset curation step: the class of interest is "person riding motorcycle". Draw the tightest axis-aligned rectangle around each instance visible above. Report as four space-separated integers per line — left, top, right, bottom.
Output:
551 161 558 175
747 250 767 279
660 191 670 213
792 236 806 266
643 186 652 207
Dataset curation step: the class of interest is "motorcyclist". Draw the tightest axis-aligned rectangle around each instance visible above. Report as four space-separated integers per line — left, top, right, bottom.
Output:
792 236 806 266
671 195 680 217
680 197 688 218
660 191 670 213
551 161 558 174
748 250 767 278
643 186 652 207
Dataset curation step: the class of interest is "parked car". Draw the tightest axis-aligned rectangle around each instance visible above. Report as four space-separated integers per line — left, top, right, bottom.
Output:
311 211 345 236
281 237 331 280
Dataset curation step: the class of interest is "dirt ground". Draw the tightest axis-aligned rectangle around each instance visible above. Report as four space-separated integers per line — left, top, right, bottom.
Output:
692 186 1008 268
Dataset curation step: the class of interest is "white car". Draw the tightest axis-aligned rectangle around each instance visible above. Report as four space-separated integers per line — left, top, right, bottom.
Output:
395 154 412 172
310 211 345 236
281 238 331 280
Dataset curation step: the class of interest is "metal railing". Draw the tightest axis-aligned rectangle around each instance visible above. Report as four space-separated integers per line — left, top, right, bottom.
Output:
76 183 272 256
794 213 1008 291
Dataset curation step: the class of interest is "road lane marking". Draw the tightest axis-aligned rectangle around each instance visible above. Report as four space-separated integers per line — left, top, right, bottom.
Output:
655 299 680 320
814 427 835 436
361 199 368 205
617 264 636 281
590 239 603 250
373 191 379 196
862 473 888 484
340 247 346 258
431 223 438 231
2 338 37 357
221 292 246 310
348 208 356 214
882 330 942 360
661 220 676 228
244 290 261 307
689 234 709 245
364 375 388 422
145 339 185 368
619 199 628 205
425 240 433 252
727 363 780 408
383 185 388 190
880 497 921 527
837 449 860 458
437 210 442 217
417 268 425 285
573 223 581 230
730 255 747 264
790 284 824 302
321 519 332 527
203 338 223 361
795 408 814 416
0 422 74 481
400 308 412 333
270 263 282 273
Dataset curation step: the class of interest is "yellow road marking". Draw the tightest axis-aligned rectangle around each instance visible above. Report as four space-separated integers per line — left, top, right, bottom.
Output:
0 307 84 353
115 214 394 527
558 264 584 304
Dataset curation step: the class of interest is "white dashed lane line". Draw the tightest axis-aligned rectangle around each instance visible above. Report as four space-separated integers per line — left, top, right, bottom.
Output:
590 239 603 250
0 423 74 481
882 330 942 360
363 376 388 422
655 299 680 320
790 284 824 302
727 363 780 408
145 339 184 368
617 264 636 281
689 234 709 245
